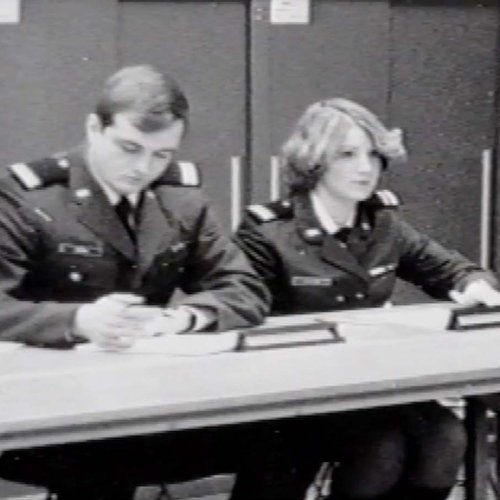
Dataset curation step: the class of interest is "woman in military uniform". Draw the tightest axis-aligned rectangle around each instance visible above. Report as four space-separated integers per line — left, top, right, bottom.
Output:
235 98 500 500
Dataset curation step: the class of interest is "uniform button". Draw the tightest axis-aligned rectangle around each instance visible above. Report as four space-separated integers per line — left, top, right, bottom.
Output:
355 292 365 300
339 242 347 249
69 271 83 282
298 249 306 255
161 263 169 267
335 295 345 303
131 264 138 269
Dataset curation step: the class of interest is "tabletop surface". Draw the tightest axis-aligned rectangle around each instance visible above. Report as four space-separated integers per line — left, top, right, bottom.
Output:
1 302 500 450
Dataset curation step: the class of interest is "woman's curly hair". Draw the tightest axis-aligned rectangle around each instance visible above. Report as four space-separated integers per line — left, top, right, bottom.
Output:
281 98 407 193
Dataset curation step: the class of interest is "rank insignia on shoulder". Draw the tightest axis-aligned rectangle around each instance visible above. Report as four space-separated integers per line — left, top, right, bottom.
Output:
153 161 201 188
9 156 70 190
247 204 277 222
246 199 293 223
372 189 400 208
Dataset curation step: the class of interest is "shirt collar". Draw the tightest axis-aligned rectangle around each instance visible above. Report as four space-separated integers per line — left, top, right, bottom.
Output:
310 191 355 235
94 177 140 207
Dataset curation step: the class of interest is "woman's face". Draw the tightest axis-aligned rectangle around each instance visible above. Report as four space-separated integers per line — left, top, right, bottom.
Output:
318 124 383 203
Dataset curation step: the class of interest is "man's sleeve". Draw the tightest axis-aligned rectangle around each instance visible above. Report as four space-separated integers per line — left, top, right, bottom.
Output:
0 192 80 347
174 202 271 331
395 214 499 298
233 213 283 296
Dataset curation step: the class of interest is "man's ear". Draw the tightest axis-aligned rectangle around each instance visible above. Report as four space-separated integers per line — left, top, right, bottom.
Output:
85 113 102 141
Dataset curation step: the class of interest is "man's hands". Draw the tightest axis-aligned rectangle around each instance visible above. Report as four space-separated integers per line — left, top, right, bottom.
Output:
73 294 162 350
73 294 196 350
142 307 195 337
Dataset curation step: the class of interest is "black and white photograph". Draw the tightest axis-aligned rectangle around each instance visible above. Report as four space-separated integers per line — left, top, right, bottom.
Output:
0 1 499 499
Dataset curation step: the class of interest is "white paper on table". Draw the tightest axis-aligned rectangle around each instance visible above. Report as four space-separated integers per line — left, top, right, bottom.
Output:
76 331 239 356
0 342 22 353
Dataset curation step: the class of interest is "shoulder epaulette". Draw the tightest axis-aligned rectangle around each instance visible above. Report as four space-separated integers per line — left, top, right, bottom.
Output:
370 189 400 208
246 199 293 223
153 161 201 187
9 156 70 190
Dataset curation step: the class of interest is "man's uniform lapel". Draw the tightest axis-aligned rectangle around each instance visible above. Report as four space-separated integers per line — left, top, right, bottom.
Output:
136 189 180 274
68 152 136 261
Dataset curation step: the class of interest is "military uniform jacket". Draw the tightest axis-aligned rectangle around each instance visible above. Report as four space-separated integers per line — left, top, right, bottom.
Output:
235 192 496 315
0 149 269 347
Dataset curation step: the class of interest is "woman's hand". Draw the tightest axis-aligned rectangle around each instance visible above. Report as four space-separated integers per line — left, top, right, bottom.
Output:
449 280 500 307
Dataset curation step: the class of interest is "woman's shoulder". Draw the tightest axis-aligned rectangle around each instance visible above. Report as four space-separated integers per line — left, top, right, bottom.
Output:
243 199 295 225
365 189 401 210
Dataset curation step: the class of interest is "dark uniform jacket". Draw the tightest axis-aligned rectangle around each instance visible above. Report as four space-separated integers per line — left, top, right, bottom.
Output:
235 191 496 315
0 149 269 347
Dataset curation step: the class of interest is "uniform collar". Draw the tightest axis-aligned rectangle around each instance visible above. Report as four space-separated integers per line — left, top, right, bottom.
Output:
96 179 140 208
309 191 355 235
84 151 140 207
293 192 369 280
293 193 325 244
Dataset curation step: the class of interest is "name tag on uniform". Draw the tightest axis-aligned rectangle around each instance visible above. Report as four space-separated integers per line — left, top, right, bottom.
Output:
58 242 104 258
291 276 333 287
369 263 396 277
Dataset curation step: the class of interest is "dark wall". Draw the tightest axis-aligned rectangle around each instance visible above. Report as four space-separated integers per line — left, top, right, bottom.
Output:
386 0 499 302
0 0 118 165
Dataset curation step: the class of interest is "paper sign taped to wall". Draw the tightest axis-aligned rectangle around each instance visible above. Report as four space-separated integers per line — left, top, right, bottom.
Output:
270 0 310 25
0 0 21 24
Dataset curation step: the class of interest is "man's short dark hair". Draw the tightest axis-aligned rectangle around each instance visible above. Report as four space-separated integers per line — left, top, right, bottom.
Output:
95 65 189 132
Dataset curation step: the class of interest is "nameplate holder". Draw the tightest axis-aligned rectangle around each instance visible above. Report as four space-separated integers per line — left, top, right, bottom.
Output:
237 322 345 351
447 305 500 331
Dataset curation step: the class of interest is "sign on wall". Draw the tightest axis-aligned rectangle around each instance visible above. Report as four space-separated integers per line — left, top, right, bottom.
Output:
270 0 311 25
0 0 21 24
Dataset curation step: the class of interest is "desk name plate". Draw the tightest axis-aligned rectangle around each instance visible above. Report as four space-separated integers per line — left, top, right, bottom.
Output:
238 322 345 351
447 304 500 331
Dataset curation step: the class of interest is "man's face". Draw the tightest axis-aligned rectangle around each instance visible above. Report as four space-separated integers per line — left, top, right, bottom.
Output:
86 111 185 195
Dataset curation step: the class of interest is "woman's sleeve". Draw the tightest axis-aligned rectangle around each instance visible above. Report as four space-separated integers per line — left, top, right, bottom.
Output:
395 215 498 299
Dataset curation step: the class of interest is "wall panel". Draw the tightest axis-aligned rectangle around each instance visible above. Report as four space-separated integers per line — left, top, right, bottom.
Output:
0 0 118 166
387 0 498 302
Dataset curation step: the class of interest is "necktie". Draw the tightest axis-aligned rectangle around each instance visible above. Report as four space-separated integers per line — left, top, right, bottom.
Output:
115 197 136 241
335 227 351 244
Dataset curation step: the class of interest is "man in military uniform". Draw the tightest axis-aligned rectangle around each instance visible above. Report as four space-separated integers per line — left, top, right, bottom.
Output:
0 65 269 499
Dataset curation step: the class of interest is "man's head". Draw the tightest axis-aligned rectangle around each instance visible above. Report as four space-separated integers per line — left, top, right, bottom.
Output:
85 65 189 195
